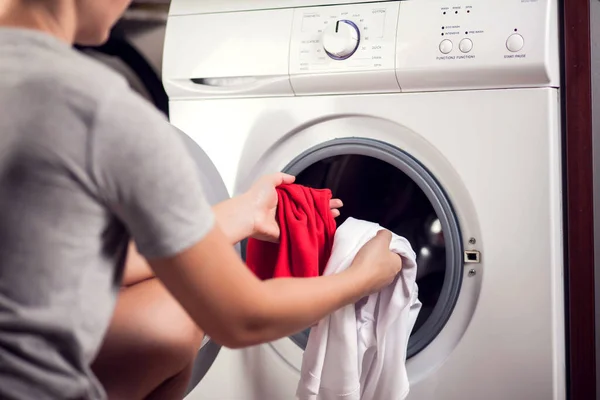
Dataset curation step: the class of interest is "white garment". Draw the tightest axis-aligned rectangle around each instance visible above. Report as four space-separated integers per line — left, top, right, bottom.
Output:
297 217 422 400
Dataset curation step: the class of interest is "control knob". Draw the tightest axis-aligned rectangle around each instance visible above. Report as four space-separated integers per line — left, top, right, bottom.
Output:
322 19 360 60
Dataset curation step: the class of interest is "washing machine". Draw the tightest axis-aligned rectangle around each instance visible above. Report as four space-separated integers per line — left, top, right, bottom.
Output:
162 0 566 399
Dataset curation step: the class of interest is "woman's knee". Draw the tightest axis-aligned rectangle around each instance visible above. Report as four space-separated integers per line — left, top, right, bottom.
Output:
93 278 205 399
154 313 204 371
136 279 205 371
96 277 204 374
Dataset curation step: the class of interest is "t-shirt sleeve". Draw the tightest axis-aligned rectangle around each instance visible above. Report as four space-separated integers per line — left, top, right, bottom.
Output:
89 88 215 260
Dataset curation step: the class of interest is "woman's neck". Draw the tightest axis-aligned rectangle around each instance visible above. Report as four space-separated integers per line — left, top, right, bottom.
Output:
0 1 76 44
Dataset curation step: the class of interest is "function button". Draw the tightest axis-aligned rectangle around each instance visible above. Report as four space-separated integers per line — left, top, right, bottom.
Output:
459 38 473 53
439 39 453 54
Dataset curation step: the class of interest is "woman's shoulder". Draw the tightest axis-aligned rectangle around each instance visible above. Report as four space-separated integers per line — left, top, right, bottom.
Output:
0 28 129 103
43 48 130 107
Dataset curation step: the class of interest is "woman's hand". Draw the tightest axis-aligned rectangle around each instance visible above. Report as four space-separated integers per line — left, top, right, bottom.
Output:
348 230 403 295
245 173 343 243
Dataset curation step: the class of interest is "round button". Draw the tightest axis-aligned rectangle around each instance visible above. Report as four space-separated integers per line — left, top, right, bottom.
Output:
459 38 473 53
506 33 524 52
322 20 360 60
439 39 453 54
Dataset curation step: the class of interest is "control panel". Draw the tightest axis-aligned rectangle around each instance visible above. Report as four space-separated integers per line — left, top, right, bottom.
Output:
431 5 527 57
394 0 559 91
289 2 399 73
289 0 559 94
289 2 400 94
163 0 560 99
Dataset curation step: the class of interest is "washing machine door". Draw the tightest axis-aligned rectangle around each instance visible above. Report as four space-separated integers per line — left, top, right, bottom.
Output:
279 137 467 357
233 116 482 387
174 127 229 397
239 137 464 358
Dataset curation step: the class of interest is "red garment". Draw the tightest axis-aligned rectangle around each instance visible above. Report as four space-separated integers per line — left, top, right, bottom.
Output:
246 184 337 280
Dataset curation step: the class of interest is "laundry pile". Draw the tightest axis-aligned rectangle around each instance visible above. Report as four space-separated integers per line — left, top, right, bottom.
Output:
245 184 422 400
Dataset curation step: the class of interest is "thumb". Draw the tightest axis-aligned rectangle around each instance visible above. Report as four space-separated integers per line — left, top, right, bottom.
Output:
270 173 296 187
373 229 392 246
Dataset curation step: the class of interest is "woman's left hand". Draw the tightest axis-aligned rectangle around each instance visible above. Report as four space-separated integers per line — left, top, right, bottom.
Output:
245 173 343 243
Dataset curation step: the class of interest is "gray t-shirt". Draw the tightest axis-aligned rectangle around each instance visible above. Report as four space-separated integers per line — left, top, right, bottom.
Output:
0 28 215 399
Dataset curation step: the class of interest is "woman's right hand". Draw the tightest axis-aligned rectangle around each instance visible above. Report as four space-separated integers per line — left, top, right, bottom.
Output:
349 230 403 295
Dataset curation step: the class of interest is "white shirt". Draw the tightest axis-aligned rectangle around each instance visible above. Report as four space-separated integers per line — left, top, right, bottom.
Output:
297 217 422 400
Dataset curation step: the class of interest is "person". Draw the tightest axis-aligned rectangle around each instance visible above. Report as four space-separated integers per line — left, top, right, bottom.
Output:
0 1 404 400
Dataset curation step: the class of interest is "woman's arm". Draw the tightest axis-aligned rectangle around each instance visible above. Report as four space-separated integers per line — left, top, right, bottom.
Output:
212 194 255 245
149 224 399 349
128 172 380 348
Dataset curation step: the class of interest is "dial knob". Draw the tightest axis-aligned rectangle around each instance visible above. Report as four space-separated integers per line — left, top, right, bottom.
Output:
322 19 360 60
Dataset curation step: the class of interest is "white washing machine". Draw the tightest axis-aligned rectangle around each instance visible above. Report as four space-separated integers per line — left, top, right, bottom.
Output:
162 0 566 399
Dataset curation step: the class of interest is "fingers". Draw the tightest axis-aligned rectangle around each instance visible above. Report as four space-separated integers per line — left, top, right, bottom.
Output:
329 198 343 218
281 173 296 185
329 199 343 209
268 173 296 186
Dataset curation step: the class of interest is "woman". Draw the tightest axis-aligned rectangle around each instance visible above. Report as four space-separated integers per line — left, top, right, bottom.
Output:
0 1 403 400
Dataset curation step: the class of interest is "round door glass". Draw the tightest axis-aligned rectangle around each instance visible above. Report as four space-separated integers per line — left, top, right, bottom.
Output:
286 138 463 358
240 138 462 357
